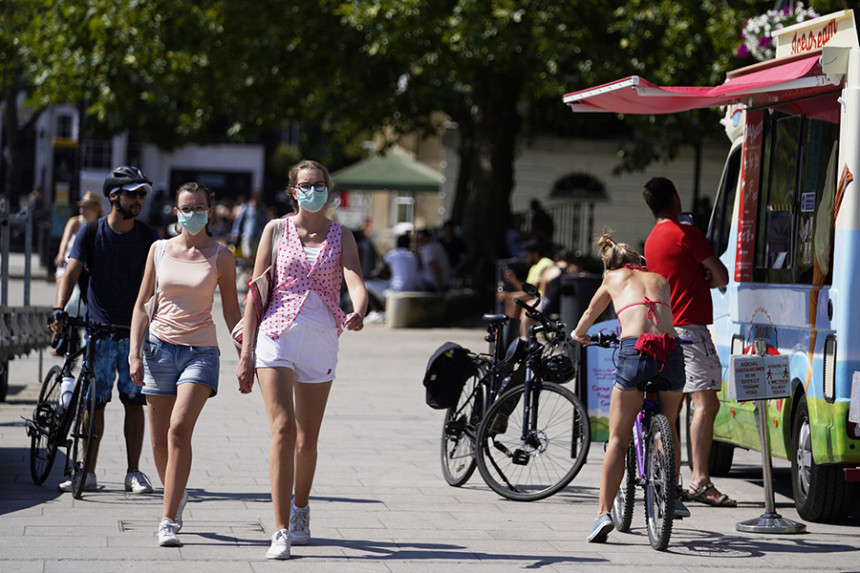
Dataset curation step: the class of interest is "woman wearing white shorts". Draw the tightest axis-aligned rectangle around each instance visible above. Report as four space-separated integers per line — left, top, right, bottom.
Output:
236 159 367 560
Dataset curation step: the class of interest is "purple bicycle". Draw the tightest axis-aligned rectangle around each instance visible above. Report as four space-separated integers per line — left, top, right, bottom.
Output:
593 332 677 551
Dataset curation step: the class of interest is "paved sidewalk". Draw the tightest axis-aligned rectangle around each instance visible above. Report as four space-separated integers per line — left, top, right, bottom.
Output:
1 266 859 571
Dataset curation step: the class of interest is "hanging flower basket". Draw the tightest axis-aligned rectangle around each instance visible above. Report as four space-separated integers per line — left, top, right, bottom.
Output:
737 2 820 61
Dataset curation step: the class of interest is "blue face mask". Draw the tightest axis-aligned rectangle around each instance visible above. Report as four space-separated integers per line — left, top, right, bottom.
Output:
176 209 209 235
296 185 328 213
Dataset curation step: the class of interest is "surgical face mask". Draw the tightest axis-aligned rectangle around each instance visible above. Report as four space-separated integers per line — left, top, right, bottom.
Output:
296 185 328 213
176 209 209 235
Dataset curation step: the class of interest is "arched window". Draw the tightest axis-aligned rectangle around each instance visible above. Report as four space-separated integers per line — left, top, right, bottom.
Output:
546 173 608 254
550 173 608 201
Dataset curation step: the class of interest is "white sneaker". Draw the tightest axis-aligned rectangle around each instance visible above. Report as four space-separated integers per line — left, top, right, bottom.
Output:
289 500 310 545
158 518 181 547
175 490 189 532
57 471 97 493
125 470 154 494
266 529 291 560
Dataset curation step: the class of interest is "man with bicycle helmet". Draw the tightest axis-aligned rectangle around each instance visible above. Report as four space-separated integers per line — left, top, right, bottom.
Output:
48 166 159 495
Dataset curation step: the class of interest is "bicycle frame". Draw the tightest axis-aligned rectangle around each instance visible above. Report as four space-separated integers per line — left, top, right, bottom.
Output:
632 390 661 482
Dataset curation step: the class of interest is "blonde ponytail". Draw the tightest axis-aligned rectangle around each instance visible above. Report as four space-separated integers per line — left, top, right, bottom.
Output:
594 227 643 270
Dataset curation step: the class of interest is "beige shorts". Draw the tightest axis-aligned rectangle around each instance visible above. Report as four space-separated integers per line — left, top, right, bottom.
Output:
675 325 722 393
255 322 338 383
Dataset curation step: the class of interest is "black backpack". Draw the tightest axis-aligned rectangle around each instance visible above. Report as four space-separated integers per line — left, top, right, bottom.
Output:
423 342 475 410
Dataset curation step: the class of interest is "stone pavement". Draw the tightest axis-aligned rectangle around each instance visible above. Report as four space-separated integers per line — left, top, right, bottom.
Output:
1 260 859 572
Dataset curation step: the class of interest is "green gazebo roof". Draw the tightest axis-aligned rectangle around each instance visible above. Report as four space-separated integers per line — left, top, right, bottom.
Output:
331 153 443 192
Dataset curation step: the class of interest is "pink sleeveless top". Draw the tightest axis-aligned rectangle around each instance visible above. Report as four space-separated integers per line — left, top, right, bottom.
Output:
150 245 223 347
259 217 346 338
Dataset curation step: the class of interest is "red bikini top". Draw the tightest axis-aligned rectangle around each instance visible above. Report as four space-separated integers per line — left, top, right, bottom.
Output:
617 297 670 323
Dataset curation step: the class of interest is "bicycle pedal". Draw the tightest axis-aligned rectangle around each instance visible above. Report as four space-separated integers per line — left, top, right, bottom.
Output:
511 449 530 465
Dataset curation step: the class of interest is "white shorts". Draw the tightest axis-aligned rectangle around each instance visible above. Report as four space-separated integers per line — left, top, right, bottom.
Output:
254 322 338 383
675 325 722 393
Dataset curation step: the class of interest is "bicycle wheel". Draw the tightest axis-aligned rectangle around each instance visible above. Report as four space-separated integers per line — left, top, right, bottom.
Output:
441 368 482 486
29 366 63 484
69 373 98 499
645 413 675 551
611 438 636 532
475 381 590 501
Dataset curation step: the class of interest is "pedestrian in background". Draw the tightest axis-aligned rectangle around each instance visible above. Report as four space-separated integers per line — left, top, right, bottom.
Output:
54 191 104 316
231 188 270 281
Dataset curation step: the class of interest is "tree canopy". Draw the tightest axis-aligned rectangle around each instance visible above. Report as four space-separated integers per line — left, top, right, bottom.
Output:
5 0 853 285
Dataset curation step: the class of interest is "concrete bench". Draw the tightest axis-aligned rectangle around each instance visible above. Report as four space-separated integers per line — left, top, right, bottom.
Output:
386 289 477 328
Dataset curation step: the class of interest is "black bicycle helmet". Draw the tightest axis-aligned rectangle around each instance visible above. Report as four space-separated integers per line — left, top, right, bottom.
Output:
102 166 152 196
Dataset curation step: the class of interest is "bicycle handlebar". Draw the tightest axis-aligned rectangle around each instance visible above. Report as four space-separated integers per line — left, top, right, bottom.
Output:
513 295 562 335
591 332 619 348
64 316 130 337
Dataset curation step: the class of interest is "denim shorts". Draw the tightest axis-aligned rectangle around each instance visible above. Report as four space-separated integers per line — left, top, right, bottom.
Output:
141 333 220 397
88 337 145 409
614 337 685 392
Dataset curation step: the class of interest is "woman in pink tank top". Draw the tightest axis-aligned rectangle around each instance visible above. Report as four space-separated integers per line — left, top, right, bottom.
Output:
235 160 368 560
129 182 242 547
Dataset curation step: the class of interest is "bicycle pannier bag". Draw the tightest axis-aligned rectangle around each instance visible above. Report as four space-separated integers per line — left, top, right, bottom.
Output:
423 342 474 409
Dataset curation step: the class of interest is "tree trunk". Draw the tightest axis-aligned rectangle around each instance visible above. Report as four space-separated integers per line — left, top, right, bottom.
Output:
455 73 522 291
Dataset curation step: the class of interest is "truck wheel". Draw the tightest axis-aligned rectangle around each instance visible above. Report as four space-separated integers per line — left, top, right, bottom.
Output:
791 395 852 522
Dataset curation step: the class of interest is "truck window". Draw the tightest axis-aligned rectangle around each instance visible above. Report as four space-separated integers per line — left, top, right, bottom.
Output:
796 121 838 285
707 145 741 256
752 110 838 285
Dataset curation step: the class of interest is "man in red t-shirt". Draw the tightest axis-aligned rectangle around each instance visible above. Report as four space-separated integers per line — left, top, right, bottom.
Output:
643 177 736 508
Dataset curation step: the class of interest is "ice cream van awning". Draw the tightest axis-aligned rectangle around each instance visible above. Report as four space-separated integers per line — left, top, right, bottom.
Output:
563 54 838 114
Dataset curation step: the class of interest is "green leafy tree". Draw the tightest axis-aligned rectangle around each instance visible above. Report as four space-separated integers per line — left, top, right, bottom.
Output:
1 0 45 205
605 0 850 202
311 0 623 281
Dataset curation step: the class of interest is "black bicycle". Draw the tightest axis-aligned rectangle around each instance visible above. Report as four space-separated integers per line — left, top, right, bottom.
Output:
441 313 525 486
473 283 591 501
26 316 128 498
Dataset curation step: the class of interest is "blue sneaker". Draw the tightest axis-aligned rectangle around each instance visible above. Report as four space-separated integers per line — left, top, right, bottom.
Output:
674 500 691 519
587 513 614 543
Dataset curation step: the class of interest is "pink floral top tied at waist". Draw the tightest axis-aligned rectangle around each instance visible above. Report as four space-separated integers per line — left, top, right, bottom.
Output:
259 216 346 338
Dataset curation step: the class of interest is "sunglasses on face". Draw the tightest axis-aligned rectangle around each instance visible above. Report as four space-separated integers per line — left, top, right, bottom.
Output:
121 189 149 200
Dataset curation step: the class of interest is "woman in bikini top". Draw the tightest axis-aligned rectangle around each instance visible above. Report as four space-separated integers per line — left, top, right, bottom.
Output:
570 229 685 534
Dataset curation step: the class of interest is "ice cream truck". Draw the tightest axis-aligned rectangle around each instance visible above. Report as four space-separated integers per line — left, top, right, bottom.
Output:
563 10 860 522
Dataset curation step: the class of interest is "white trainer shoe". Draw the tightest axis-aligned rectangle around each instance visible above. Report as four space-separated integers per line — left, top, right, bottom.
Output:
158 518 181 547
125 470 154 494
57 471 97 493
266 529 291 560
289 499 310 545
